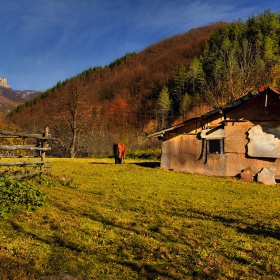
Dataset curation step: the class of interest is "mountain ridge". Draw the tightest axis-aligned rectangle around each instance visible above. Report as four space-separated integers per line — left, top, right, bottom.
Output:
0 84 41 115
7 22 225 150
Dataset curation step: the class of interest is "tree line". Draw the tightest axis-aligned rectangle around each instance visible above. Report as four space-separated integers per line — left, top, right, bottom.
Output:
6 10 280 157
156 9 280 128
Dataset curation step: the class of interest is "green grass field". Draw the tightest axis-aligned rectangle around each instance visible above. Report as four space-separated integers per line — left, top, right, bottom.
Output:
0 158 280 279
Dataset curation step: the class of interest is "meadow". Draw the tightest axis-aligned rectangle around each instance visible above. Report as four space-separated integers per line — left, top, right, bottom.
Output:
0 158 280 279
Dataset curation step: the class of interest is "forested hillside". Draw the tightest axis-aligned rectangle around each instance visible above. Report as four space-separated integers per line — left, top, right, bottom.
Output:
6 10 280 157
0 86 40 116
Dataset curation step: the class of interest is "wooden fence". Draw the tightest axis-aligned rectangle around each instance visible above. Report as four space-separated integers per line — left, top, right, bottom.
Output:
0 127 56 179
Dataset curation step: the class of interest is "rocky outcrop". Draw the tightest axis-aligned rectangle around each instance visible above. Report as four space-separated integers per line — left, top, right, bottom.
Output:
0 77 41 115
0 77 10 88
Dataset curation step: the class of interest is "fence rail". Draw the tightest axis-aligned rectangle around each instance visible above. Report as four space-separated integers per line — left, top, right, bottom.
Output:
0 145 51 151
0 161 50 166
0 127 54 179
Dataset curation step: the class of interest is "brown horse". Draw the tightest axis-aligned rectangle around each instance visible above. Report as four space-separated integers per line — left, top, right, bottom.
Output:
113 142 126 164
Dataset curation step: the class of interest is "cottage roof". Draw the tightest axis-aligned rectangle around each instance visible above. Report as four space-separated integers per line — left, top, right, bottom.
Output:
148 86 280 138
258 86 280 95
148 117 200 138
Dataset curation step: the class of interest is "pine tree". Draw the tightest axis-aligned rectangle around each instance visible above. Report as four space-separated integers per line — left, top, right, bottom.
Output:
187 56 205 94
197 10 280 107
180 93 192 119
157 86 171 129
172 64 187 111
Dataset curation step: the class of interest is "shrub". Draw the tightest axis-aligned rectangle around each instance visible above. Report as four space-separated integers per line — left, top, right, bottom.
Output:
0 178 47 217
125 147 161 159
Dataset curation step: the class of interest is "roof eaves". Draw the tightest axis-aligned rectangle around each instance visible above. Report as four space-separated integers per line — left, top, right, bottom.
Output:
148 117 200 138
259 86 280 95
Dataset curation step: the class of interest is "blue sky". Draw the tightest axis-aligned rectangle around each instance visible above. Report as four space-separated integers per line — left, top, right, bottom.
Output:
1 0 280 91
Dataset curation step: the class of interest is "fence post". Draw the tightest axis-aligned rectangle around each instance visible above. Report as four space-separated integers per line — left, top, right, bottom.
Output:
40 127 49 173
0 127 55 180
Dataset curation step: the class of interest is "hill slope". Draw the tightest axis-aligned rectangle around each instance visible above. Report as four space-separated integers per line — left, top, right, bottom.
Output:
7 22 227 156
0 85 40 115
6 10 280 158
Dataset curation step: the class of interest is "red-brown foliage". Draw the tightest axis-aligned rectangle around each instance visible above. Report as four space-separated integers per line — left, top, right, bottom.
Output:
7 22 227 155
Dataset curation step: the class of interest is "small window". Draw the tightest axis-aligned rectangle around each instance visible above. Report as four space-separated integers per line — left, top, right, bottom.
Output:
208 139 224 154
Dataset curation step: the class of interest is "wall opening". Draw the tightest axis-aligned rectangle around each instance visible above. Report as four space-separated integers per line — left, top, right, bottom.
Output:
208 139 224 154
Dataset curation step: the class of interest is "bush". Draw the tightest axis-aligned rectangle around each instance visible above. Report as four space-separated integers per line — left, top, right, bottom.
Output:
125 147 161 159
0 178 47 217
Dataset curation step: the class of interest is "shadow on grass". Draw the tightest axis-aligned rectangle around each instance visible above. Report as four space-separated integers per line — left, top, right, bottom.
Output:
187 208 280 240
0 255 38 280
237 225 280 240
131 162 160 168
81 209 142 235
9 220 84 252
89 161 111 164
4 220 86 279
88 160 160 168
108 259 183 280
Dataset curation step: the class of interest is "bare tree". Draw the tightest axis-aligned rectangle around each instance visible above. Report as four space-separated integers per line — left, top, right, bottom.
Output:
54 84 88 158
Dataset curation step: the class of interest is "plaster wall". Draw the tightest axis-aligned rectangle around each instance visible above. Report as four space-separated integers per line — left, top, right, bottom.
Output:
161 121 280 177
160 134 228 176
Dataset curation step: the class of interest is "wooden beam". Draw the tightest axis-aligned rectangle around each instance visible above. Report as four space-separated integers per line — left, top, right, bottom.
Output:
0 129 58 140
0 145 51 151
0 127 53 179
0 161 51 166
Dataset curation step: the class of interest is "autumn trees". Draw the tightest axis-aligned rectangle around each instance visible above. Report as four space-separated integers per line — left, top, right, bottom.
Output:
200 10 280 107
7 11 280 157
155 10 280 129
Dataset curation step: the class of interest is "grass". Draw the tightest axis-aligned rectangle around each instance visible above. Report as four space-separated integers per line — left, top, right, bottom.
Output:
0 158 280 279
90 147 162 160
